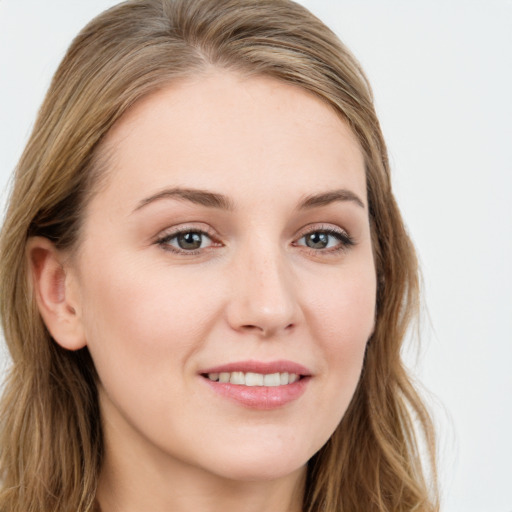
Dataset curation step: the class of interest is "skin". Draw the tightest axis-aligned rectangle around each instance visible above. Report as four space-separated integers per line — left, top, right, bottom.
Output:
32 71 377 512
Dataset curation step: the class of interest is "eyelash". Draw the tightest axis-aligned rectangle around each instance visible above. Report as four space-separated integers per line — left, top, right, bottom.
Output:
156 227 220 255
293 226 355 255
155 225 354 256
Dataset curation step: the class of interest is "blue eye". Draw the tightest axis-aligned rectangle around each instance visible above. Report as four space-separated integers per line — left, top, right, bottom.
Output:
159 230 213 252
296 229 353 251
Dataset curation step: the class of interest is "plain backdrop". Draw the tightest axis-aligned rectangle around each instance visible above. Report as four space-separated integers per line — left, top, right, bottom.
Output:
0 1 511 511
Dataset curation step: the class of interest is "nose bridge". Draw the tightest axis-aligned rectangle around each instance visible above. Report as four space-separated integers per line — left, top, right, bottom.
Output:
227 234 299 336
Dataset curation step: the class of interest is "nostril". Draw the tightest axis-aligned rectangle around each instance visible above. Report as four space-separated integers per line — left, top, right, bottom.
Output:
241 324 260 331
239 322 296 337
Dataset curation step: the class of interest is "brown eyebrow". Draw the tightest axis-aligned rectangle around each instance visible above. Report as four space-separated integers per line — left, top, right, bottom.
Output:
297 189 366 210
133 187 235 212
133 186 365 214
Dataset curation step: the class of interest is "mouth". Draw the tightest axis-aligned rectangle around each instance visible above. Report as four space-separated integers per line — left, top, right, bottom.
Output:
199 361 311 409
202 371 302 387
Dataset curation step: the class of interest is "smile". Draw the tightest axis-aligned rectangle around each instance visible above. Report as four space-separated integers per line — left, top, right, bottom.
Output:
200 360 311 409
205 371 300 386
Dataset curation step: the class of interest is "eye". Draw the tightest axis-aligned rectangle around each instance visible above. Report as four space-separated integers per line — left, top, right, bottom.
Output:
157 229 215 253
295 228 354 252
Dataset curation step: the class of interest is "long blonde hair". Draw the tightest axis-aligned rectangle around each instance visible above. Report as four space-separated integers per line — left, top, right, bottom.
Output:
0 0 438 510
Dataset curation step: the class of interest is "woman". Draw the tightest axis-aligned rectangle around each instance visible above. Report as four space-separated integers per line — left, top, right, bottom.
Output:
0 0 438 510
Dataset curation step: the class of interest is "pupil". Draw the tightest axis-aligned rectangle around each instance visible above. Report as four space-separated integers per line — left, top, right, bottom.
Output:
307 232 328 249
178 232 202 250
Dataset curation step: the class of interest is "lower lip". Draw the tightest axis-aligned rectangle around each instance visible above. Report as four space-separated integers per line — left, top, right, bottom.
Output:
202 376 310 410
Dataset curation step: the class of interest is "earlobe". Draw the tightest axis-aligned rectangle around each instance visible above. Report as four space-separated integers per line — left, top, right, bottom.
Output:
27 237 86 351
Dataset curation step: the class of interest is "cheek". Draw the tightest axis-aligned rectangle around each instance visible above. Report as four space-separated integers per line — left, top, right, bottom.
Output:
283 262 375 457
308 261 376 344
306 263 376 399
78 254 223 387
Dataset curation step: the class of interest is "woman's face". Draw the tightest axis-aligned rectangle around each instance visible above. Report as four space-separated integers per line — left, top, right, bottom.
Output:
69 71 376 483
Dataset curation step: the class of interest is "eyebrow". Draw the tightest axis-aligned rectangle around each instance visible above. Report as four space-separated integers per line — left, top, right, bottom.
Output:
297 189 366 210
133 187 235 212
133 186 365 213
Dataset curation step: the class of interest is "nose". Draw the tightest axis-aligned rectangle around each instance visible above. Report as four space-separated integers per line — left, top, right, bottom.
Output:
225 244 300 338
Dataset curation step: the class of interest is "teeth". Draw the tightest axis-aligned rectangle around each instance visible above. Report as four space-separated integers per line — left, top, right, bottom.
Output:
219 372 230 383
245 372 264 386
230 371 245 385
263 373 280 387
206 371 300 386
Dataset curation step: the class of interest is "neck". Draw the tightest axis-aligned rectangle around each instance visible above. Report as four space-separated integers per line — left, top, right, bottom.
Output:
97 464 305 512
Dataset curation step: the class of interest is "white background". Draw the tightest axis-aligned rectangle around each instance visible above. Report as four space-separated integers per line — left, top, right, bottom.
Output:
0 1 511 511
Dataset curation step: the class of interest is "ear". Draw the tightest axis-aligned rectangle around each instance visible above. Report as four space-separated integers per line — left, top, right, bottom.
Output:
27 237 86 351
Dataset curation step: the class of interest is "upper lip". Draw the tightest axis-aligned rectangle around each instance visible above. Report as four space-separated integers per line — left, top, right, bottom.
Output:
200 360 312 376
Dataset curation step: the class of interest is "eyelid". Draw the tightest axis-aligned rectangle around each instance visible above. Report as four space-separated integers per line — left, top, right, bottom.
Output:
295 223 350 238
155 223 222 254
293 223 355 253
153 222 354 256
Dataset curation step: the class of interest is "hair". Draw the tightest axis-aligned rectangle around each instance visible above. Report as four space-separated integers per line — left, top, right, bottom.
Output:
0 0 438 510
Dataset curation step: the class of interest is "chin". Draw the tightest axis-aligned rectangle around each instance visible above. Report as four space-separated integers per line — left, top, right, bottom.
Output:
210 457 307 483
194 435 314 483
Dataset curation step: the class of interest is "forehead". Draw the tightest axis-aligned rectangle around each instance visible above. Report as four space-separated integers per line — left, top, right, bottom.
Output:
93 70 366 213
